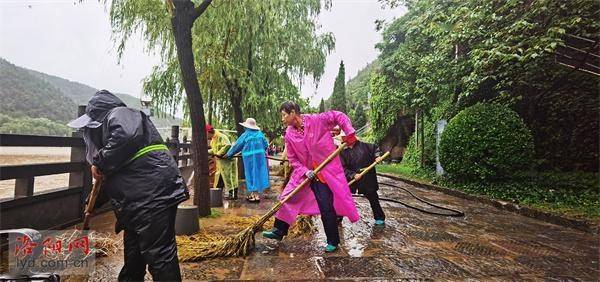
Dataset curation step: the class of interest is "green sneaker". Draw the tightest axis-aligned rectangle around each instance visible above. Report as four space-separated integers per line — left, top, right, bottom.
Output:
262 230 283 241
375 219 385 226
325 244 337 252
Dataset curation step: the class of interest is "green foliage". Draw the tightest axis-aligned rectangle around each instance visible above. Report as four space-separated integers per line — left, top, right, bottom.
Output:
401 102 453 169
379 163 600 220
318 98 325 113
0 114 71 136
0 58 76 123
205 208 223 218
401 118 435 169
371 0 599 171
329 61 347 113
514 77 599 171
345 60 378 121
368 74 406 141
440 103 534 181
0 57 181 138
372 0 599 219
378 163 436 181
109 0 334 137
27 67 97 106
353 105 367 130
441 172 600 219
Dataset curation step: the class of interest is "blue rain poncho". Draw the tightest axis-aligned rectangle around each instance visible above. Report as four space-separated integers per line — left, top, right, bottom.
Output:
225 128 270 193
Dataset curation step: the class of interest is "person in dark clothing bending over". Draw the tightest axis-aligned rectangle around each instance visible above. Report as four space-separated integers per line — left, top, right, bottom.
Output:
334 127 386 226
67 90 188 281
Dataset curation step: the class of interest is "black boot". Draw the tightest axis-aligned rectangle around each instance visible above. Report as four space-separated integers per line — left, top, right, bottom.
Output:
224 189 234 200
225 188 238 200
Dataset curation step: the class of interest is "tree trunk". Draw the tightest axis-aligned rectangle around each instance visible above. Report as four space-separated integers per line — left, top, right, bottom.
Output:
208 89 213 125
222 68 245 135
415 110 419 157
231 88 244 135
420 109 425 168
171 0 211 216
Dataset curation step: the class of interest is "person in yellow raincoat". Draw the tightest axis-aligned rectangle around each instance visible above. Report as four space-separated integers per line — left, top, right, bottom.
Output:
206 124 239 200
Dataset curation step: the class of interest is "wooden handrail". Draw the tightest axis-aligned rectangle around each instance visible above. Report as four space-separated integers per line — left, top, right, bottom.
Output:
0 134 85 147
0 162 86 180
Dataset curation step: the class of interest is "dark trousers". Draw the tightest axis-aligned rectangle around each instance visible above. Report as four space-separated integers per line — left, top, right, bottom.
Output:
364 192 385 221
274 181 340 246
118 206 182 281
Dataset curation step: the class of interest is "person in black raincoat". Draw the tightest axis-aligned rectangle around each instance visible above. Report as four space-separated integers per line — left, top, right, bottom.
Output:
67 90 188 281
335 128 386 226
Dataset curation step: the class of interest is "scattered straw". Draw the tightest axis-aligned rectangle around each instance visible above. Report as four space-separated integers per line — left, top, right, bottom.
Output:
288 216 317 238
176 143 346 262
177 227 255 261
177 214 317 262
223 215 275 231
91 232 122 257
41 230 122 260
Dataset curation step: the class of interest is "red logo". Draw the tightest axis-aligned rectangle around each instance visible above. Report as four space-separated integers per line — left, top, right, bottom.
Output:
14 235 38 257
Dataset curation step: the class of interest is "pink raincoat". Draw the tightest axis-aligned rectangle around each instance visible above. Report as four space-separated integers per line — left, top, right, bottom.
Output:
275 111 360 225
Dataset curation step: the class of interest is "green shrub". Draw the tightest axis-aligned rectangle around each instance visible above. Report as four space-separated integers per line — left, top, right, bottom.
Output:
440 103 534 181
401 120 436 169
401 103 453 170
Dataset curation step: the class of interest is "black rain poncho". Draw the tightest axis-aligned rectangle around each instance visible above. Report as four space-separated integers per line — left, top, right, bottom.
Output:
339 141 380 195
83 90 188 233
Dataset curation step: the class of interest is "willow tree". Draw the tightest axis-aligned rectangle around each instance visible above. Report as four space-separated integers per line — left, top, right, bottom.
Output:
108 0 334 215
109 0 213 216
141 0 333 138
190 0 334 137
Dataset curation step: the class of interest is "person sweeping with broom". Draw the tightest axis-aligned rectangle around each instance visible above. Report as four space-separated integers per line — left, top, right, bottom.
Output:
67 90 188 281
333 126 386 226
206 124 239 200
224 118 270 202
262 101 360 252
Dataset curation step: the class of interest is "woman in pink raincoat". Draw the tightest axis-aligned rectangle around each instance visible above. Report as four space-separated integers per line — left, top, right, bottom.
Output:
262 101 360 252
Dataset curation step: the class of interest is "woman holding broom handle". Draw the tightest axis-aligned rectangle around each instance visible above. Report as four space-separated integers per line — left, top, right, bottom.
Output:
262 101 360 252
334 126 387 226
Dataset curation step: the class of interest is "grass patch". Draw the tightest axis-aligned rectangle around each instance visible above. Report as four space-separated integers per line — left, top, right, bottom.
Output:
204 208 222 218
377 163 600 222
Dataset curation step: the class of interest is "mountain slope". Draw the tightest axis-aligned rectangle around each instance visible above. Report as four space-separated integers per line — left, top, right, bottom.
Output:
0 59 77 122
0 57 181 135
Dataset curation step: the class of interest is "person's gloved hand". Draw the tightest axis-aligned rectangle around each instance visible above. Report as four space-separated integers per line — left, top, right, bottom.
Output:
91 165 103 181
342 133 357 147
305 170 316 180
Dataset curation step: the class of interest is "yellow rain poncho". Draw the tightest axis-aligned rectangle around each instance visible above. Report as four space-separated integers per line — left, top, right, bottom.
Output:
209 130 239 191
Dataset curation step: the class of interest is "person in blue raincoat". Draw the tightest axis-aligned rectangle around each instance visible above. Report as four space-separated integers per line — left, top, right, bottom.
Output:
225 118 270 202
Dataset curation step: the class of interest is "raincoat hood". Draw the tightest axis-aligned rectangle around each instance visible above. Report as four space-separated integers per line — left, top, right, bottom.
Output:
86 90 127 122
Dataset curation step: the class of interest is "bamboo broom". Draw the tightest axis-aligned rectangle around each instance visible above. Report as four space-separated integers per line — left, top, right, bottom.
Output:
179 143 347 261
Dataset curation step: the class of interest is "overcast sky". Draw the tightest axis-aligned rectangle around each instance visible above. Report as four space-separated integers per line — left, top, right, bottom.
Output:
0 0 405 110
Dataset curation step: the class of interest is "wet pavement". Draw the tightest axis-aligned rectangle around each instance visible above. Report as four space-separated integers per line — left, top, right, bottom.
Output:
76 174 599 281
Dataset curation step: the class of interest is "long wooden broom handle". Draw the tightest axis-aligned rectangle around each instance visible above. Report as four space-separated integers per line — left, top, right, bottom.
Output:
82 179 101 230
347 151 391 186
